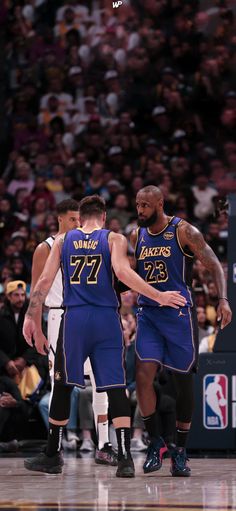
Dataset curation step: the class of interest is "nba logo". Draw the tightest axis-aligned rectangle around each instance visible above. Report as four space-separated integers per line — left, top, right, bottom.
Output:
203 374 228 429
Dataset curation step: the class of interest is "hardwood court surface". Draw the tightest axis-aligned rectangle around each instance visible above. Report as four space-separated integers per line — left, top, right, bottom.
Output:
0 454 235 511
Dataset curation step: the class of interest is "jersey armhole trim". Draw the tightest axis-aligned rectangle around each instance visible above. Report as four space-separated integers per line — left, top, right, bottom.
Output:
176 222 194 258
134 227 140 259
44 240 52 250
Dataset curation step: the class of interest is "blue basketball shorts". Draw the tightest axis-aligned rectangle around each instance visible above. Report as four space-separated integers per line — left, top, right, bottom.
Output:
135 306 199 373
54 305 126 391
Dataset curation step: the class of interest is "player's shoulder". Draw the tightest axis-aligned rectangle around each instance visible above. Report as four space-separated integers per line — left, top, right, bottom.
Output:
34 239 52 255
177 219 203 252
177 219 200 236
108 231 126 243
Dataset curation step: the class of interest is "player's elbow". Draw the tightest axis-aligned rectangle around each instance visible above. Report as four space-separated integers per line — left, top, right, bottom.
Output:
114 266 129 283
38 274 52 290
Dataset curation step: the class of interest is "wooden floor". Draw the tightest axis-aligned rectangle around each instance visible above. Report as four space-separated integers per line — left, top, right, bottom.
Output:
0 453 236 511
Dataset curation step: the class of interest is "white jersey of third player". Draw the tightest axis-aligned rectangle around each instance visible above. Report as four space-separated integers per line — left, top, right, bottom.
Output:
44 236 63 308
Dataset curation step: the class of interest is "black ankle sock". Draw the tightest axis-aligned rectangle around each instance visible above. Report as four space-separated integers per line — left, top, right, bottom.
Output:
46 424 64 457
116 428 131 459
142 411 160 441
176 428 189 448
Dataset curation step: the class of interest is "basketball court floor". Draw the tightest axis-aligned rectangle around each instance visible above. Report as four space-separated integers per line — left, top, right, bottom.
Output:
0 453 235 511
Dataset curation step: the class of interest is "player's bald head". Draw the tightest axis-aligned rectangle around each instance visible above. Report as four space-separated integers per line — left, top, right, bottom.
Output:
137 185 164 203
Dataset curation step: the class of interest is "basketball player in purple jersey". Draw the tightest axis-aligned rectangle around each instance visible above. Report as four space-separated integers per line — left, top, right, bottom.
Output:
132 185 232 477
23 195 186 477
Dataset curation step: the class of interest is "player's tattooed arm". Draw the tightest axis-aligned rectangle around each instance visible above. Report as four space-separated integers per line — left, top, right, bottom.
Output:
179 221 225 289
178 221 232 328
26 289 48 318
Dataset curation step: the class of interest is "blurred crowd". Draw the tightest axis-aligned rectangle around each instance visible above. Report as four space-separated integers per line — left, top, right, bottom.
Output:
0 0 235 446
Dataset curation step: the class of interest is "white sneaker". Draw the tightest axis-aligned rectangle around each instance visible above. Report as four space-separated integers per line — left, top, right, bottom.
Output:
62 438 77 451
67 430 80 442
80 438 95 452
130 438 147 452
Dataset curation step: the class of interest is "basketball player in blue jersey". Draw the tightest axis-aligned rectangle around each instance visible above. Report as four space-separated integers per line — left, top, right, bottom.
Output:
131 185 232 477
23 194 186 477
31 199 117 466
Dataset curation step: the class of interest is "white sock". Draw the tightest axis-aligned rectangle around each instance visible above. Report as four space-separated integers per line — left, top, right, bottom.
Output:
97 420 109 449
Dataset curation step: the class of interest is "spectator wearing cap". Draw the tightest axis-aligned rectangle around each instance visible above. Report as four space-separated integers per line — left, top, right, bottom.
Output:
150 106 172 141
66 66 83 102
0 281 46 381
104 70 125 111
0 281 48 445
107 146 124 173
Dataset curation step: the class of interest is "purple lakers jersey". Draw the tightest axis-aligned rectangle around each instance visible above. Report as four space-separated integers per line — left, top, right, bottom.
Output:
61 228 119 307
135 217 194 307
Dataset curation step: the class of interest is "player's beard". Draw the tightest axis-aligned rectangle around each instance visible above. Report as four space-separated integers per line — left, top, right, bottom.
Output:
138 211 158 227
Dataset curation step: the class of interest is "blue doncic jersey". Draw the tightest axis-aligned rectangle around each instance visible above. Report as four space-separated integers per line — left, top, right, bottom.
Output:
61 228 119 308
135 217 194 307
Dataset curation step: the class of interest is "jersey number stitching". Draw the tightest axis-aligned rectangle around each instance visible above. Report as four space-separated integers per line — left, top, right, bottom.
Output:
144 260 168 284
70 255 102 284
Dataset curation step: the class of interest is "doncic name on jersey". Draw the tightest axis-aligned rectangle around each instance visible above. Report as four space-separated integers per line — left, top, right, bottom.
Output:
203 374 228 430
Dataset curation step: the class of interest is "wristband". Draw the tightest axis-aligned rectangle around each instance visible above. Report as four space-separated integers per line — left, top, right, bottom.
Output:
219 297 229 301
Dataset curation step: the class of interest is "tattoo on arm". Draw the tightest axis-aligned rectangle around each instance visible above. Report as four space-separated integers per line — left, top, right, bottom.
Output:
26 289 47 318
184 224 220 269
183 223 226 295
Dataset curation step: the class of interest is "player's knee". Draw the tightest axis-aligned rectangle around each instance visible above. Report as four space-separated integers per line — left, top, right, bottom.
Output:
136 364 154 388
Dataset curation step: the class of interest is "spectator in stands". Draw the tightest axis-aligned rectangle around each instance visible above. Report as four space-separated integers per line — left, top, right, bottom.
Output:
197 306 214 343
0 281 47 382
191 174 218 222
7 161 35 197
108 193 132 230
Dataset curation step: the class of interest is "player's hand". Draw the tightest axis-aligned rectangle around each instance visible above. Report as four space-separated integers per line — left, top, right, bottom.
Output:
216 299 232 329
157 291 187 308
23 317 49 355
34 329 50 356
